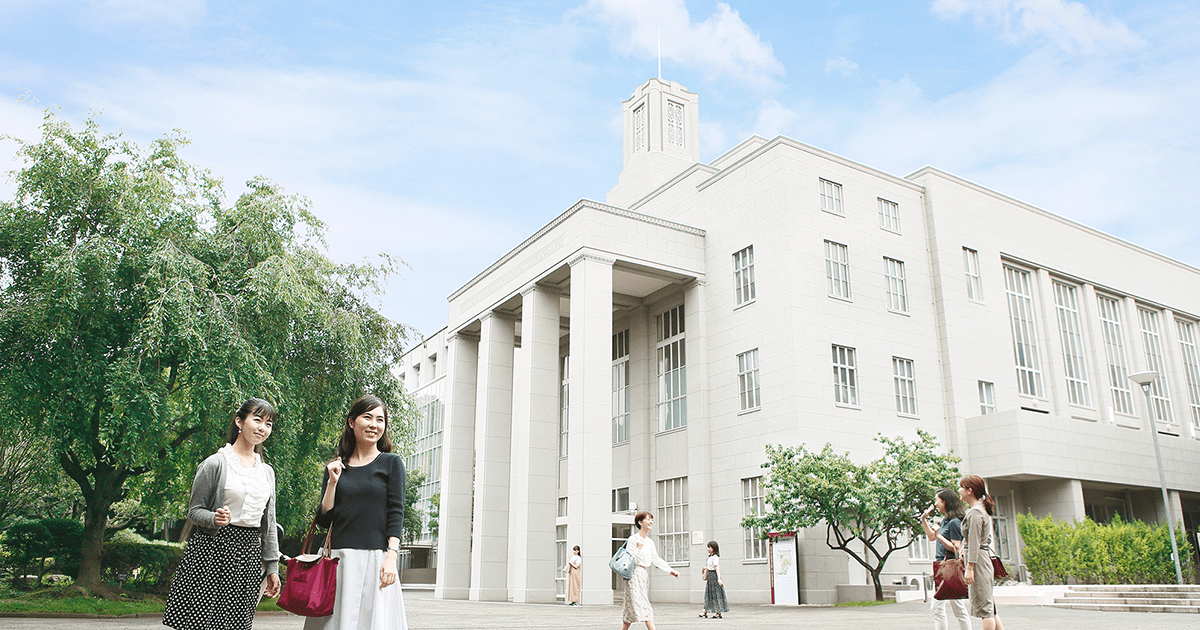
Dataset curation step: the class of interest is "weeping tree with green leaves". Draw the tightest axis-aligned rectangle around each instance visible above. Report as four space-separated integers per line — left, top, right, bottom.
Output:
743 430 960 601
0 113 414 596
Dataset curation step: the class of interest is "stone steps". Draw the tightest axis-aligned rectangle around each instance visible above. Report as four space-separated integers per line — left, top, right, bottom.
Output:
1049 585 1200 614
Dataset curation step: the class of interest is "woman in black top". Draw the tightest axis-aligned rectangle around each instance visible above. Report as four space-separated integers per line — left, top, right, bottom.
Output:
305 395 408 630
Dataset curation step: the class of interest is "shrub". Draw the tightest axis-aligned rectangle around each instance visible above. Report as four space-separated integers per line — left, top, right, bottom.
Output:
2 521 50 588
100 530 184 594
1017 513 1194 584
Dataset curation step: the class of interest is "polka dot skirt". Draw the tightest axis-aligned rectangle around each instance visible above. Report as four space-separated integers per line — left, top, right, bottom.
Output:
163 526 263 630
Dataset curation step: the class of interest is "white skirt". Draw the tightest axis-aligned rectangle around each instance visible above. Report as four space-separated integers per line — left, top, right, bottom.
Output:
303 549 408 630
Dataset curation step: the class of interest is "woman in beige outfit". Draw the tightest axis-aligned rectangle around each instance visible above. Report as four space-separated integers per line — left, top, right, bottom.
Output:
563 545 582 605
959 475 1005 630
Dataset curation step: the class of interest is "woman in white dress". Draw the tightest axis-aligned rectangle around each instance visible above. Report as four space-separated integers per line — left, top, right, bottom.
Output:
621 511 679 630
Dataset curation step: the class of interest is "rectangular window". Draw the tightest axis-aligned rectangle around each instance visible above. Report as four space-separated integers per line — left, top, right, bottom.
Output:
820 179 844 216
733 246 756 306
657 305 687 432
879 198 901 233
832 345 858 406
555 524 567 598
893 357 918 416
979 381 996 415
1097 296 1135 415
964 247 983 302
742 477 767 560
634 104 647 152
1004 266 1044 397
403 379 444 542
824 240 851 299
1138 308 1174 425
738 349 761 411
656 477 689 563
559 355 570 458
993 496 1012 561
1053 282 1092 407
612 330 630 445
558 497 569 517
612 487 630 513
1176 319 1200 431
909 534 933 562
884 257 908 313
666 101 685 148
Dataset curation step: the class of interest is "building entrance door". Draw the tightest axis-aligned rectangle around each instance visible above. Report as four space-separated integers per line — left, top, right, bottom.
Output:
612 523 633 592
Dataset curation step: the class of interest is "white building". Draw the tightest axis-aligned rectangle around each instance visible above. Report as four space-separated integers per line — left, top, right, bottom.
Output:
398 78 1200 605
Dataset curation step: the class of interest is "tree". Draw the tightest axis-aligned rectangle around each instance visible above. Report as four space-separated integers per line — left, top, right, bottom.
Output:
743 430 960 601
402 469 426 544
0 113 414 595
427 493 440 540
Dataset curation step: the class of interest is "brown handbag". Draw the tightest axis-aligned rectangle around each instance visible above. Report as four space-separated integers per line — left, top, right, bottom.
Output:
933 550 968 600
991 555 1008 579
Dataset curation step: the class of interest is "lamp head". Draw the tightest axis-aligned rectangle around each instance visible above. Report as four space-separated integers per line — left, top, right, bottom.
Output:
1128 370 1159 387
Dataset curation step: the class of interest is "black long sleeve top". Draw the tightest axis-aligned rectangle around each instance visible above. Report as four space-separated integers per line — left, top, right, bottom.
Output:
314 452 406 550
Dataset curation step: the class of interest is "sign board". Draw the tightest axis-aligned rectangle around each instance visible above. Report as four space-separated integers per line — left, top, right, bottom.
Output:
770 535 800 605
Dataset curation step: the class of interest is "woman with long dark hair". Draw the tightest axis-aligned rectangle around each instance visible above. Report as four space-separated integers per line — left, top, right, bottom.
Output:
621 511 680 630
306 395 408 630
921 487 970 629
163 398 281 630
959 475 1005 630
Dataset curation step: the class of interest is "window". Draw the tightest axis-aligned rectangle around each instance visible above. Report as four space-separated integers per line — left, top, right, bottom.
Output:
824 240 851 299
634 104 647 152
737 349 761 411
403 379 444 542
412 363 421 387
612 330 630 445
1176 319 1200 431
820 179 844 216
657 305 687 432
666 101 685 148
559 355 570 458
1004 266 1043 397
909 533 933 562
558 497 569 517
555 524 568 598
733 246 756 306
428 354 438 378
1097 296 1135 415
884 257 908 313
1053 282 1091 407
893 357 918 416
742 477 767 560
979 381 996 415
1138 308 1174 425
964 248 983 301
612 487 630 513
879 198 900 233
832 345 858 406
656 477 689 563
992 496 1012 561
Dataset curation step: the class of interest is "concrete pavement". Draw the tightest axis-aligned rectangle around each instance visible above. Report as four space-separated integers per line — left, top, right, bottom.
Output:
3 590 1198 630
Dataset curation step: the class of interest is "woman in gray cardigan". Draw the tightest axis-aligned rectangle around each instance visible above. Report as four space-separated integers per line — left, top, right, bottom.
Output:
163 398 282 630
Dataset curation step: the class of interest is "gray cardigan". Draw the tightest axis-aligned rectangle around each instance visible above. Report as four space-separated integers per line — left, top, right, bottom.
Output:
186 450 281 575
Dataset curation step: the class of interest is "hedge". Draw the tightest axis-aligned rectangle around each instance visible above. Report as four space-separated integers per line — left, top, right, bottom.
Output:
100 530 185 594
1017 513 1195 584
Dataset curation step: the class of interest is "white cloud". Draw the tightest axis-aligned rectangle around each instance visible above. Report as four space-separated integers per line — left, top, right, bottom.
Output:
82 0 206 28
750 100 797 139
585 0 784 86
932 0 1141 52
824 57 859 77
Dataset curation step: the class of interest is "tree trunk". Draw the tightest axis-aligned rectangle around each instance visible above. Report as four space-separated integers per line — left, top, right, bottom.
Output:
69 463 125 596
871 570 884 601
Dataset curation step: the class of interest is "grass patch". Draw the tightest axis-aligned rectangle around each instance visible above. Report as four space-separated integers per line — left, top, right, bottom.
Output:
0 586 285 615
834 599 896 607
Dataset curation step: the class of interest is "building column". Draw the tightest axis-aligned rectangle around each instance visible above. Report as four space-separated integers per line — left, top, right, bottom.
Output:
434 332 479 600
1080 284 1112 423
509 285 562 602
684 278 711 604
567 252 615 605
469 313 516 601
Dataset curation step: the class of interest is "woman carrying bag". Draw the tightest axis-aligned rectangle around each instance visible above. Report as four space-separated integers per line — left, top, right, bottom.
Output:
959 475 1005 630
305 395 409 630
163 398 281 630
920 488 970 630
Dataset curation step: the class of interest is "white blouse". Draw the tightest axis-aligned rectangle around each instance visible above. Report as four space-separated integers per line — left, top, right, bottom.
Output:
705 554 720 571
220 445 271 528
626 533 674 572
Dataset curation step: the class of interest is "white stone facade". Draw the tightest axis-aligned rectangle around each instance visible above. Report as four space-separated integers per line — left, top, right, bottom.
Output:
398 79 1200 605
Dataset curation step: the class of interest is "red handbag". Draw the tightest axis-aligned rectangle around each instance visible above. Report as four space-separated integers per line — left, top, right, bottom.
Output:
278 518 339 617
933 550 968 600
991 555 1008 579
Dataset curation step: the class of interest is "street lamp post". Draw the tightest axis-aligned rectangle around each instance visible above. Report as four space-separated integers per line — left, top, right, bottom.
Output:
1127 370 1185 585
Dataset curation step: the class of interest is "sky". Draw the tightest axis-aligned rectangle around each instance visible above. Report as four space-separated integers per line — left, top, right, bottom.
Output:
2 0 1199 341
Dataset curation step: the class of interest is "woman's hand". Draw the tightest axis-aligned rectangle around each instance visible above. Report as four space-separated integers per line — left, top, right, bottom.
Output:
669 569 680 578
701 568 708 579
964 564 975 585
214 507 231 527
922 505 934 520
380 550 399 588
718 579 723 586
326 459 344 485
264 573 281 598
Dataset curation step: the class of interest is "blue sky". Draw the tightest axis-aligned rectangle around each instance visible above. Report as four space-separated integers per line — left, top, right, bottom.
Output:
2 0 1199 339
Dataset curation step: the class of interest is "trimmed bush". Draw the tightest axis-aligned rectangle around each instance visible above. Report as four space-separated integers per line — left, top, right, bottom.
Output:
100 530 184 594
1018 513 1195 584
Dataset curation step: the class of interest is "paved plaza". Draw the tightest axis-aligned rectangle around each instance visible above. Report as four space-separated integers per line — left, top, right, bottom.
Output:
3 591 1198 630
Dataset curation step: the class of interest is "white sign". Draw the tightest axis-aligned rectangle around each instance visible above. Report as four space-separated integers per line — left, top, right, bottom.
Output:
772 536 799 605
691 531 705 545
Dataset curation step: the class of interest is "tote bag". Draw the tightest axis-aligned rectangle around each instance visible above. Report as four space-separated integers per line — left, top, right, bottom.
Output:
278 518 339 617
609 540 634 580
932 549 968 601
